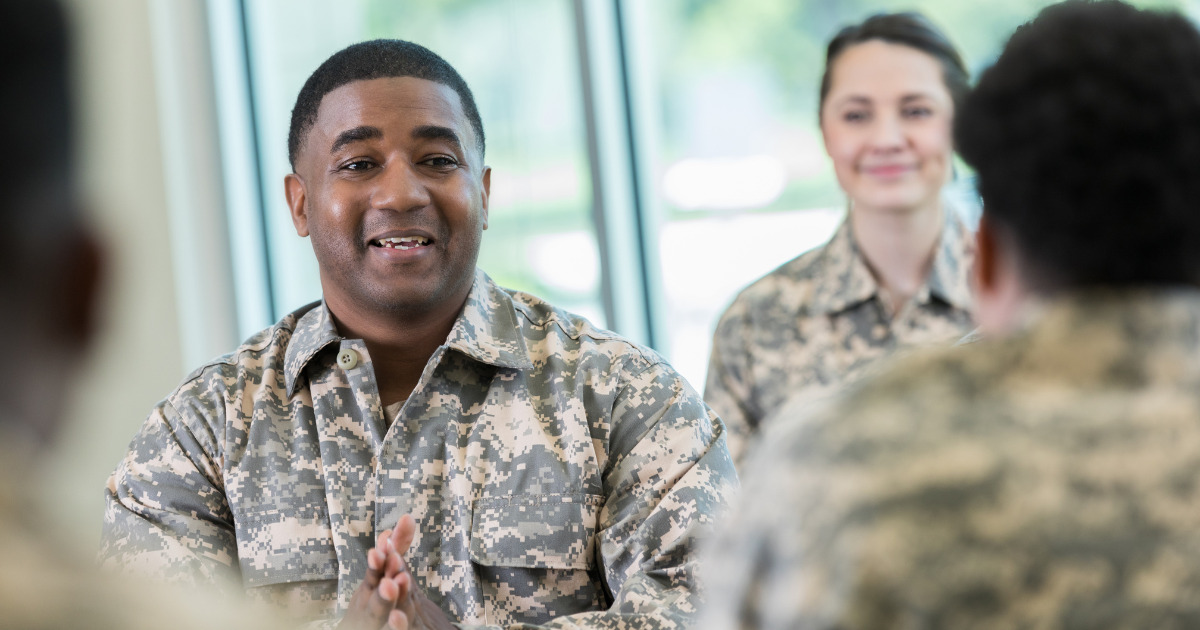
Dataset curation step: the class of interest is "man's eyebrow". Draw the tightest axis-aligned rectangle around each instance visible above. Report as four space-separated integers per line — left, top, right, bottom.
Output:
412 125 463 150
330 125 383 154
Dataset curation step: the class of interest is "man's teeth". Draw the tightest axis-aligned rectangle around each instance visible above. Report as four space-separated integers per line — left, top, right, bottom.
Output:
375 236 431 250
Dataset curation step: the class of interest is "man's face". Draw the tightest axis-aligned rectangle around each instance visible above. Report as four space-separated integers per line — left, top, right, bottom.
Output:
285 76 490 321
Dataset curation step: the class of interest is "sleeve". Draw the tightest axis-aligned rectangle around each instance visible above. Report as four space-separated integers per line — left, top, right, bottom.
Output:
589 360 740 628
704 304 758 468
100 393 241 591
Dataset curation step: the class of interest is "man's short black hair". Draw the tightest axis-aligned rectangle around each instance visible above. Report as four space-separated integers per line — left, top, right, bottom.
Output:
287 39 485 169
956 0 1200 289
0 0 74 258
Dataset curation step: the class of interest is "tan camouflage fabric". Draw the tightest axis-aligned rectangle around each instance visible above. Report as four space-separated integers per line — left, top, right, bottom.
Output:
0 437 285 630
701 289 1200 629
102 269 736 629
705 210 974 466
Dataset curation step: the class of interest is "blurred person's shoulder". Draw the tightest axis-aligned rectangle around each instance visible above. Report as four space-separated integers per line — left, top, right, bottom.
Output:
753 333 1027 469
759 288 1200 467
0 439 285 630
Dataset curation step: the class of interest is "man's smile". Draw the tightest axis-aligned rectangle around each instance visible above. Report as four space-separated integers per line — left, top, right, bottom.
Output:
373 235 433 250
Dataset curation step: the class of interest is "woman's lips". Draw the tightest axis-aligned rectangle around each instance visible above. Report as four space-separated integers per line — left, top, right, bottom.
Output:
862 164 916 177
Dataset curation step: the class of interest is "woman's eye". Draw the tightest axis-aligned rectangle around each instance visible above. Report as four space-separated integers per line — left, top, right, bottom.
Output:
843 111 868 123
903 107 933 119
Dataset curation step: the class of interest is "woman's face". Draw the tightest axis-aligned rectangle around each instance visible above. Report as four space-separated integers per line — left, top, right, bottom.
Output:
820 40 955 215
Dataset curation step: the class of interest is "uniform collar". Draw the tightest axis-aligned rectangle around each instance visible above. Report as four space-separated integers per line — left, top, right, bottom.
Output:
442 268 535 371
284 269 533 397
808 206 973 316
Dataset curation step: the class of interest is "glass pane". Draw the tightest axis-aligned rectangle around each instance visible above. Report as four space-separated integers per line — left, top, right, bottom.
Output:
632 0 1192 388
242 0 604 325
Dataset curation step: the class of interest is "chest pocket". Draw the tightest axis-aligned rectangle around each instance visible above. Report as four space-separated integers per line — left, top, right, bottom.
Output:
235 503 338 587
469 493 601 570
468 493 605 625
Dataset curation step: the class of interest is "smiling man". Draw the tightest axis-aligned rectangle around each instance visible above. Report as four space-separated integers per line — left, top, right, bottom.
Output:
101 40 735 629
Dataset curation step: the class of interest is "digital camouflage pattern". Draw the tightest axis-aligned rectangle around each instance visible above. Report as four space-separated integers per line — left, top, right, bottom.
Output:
102 269 736 629
705 210 974 466
702 289 1200 629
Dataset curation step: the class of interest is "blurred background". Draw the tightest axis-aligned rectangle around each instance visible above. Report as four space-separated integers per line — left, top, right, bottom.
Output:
51 0 1197 546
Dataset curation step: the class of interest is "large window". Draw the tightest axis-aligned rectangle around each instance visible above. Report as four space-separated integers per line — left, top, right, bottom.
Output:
213 0 1193 389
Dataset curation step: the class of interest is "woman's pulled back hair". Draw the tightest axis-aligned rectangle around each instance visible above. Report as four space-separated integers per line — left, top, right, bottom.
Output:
819 12 969 116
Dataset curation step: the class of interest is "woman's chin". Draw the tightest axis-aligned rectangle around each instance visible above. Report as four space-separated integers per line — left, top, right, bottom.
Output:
851 195 940 216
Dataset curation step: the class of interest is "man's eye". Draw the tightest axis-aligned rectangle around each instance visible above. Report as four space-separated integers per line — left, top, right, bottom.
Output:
341 160 375 171
423 156 459 169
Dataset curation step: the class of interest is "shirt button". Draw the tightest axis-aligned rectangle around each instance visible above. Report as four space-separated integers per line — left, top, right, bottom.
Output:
337 348 359 370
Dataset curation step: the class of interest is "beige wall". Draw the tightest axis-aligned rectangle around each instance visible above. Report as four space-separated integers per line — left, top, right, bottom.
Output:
44 0 186 548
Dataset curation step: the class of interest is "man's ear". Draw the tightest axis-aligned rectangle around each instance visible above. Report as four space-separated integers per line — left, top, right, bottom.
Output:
480 166 491 230
284 173 310 237
974 213 999 297
58 226 105 349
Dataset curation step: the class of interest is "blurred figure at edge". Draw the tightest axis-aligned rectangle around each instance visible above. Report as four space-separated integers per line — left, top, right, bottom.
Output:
0 2 393 628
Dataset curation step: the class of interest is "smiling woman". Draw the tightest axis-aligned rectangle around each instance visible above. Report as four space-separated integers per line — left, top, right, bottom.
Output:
704 12 977 467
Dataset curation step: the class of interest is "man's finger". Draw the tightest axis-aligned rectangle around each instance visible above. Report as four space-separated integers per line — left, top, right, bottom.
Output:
379 576 399 602
394 570 412 602
385 545 405 578
337 574 396 630
390 514 417 554
363 577 399 624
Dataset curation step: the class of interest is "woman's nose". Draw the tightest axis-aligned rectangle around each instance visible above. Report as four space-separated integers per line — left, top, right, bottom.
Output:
867 114 906 150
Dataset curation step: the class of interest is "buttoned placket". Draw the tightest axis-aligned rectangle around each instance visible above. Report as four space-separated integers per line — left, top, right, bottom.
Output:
372 345 459 598
317 338 390 609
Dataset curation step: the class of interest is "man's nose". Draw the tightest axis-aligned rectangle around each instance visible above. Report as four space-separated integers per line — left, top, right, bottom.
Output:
372 160 431 211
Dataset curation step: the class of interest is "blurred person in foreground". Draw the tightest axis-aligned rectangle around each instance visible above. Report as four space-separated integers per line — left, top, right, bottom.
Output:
705 12 975 468
0 1 344 628
701 1 1200 628
101 37 735 629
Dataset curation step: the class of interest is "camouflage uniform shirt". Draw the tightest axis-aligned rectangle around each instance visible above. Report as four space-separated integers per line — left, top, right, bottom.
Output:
702 289 1200 629
704 211 974 466
102 269 736 629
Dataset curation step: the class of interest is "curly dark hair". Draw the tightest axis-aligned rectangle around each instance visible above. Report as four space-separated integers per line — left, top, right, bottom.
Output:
820 12 969 117
956 0 1200 289
287 39 485 170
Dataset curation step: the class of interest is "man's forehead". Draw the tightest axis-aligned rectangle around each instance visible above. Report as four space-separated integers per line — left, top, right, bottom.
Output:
311 76 473 146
